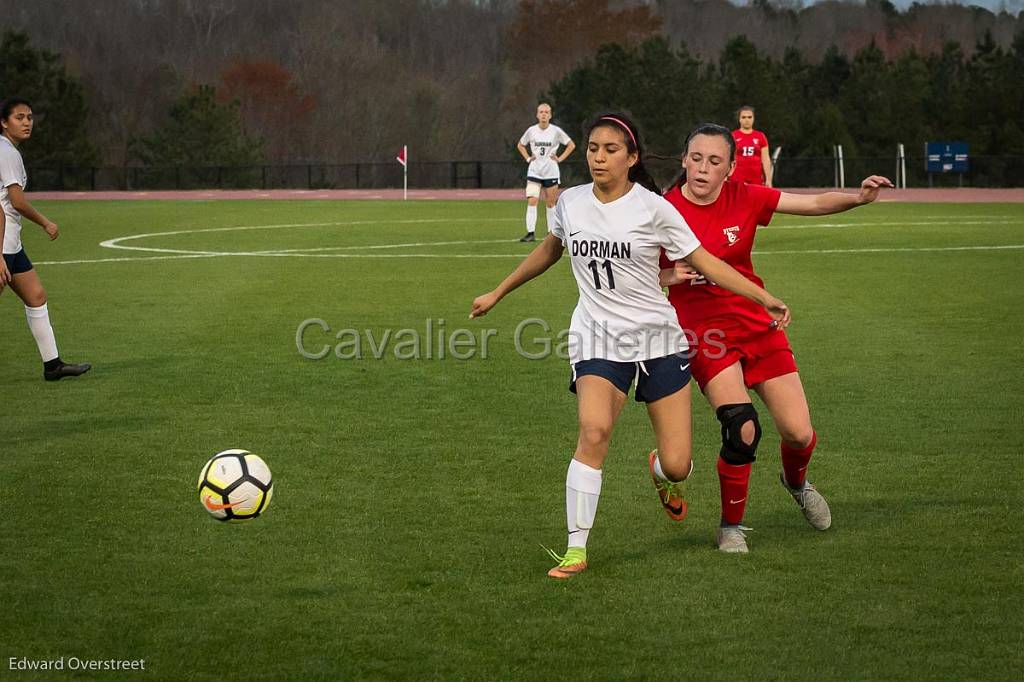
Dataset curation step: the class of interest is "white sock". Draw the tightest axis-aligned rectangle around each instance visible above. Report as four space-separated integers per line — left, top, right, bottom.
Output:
653 452 693 483
525 205 537 234
545 206 555 230
566 458 602 549
25 304 59 362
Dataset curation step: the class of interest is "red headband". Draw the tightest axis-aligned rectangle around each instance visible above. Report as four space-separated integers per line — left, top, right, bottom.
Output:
599 116 637 149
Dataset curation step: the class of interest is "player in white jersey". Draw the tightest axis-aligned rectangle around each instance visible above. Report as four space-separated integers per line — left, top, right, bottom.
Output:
0 98 91 381
471 112 790 578
516 103 575 242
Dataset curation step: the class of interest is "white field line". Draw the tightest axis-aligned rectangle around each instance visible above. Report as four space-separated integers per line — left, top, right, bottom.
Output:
34 243 1024 266
96 217 519 251
25 216 1024 265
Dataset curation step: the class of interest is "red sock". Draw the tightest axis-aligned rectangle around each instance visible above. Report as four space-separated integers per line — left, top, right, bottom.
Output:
781 431 817 488
717 457 751 525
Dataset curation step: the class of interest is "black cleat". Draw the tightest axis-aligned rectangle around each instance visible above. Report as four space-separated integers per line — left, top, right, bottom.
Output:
44 361 92 382
519 232 536 242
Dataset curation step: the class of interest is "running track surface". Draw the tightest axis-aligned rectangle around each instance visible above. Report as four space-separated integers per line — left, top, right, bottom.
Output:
27 188 1024 202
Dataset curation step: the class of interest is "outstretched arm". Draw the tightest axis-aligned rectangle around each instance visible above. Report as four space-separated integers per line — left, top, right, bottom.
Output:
470 234 564 318
775 175 893 216
683 246 791 328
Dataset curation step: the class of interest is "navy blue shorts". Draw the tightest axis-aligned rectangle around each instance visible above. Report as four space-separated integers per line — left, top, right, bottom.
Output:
2 249 33 274
527 176 559 188
569 353 692 403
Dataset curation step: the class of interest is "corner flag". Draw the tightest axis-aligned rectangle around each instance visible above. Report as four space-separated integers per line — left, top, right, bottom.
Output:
397 145 408 200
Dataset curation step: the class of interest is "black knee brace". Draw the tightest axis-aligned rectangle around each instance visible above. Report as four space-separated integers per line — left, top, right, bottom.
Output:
716 403 762 465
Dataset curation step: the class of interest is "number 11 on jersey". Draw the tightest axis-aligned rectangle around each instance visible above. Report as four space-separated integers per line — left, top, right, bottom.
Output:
587 259 616 290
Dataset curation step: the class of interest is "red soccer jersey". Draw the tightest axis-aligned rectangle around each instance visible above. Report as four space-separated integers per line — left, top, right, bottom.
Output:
660 180 781 338
731 129 769 185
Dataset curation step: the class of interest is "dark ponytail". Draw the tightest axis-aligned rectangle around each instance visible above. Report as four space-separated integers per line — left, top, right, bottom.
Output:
663 122 736 192
583 112 661 195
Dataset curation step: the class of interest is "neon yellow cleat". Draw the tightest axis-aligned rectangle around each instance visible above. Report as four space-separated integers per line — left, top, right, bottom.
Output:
544 546 588 579
649 451 688 521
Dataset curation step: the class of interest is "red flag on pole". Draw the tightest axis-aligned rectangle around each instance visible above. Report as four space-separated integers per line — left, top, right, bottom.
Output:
396 145 407 167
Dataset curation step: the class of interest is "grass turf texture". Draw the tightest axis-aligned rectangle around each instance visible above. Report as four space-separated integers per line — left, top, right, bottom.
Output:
1 200 1022 680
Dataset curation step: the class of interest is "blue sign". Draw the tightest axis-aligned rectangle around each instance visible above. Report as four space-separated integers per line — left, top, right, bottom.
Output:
926 142 968 173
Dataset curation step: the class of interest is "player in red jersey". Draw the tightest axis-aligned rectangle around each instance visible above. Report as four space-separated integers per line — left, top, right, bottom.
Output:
731 105 772 187
658 123 892 553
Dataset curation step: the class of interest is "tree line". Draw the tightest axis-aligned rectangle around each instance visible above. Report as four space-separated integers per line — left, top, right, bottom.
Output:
547 32 1024 186
1 1 1022 186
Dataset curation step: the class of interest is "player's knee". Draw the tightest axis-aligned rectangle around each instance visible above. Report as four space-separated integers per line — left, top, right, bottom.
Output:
659 454 692 482
578 423 613 450
716 403 762 465
781 426 815 450
25 290 47 308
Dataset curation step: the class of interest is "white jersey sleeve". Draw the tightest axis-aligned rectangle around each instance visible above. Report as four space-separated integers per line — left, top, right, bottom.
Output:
648 193 700 261
549 195 567 243
0 140 26 189
0 137 27 254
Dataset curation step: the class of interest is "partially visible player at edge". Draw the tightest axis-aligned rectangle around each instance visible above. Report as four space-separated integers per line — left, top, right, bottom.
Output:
731 105 772 187
516 103 575 242
0 97 91 381
659 123 892 553
472 113 791 579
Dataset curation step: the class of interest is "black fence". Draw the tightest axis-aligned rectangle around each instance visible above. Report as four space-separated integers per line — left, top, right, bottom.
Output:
26 155 1024 191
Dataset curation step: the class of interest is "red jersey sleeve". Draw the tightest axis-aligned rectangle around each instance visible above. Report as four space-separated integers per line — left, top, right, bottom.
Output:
659 186 686 266
743 183 781 226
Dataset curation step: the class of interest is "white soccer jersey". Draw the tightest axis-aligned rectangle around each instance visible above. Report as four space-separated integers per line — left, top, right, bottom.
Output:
550 183 702 364
0 136 27 254
520 124 571 180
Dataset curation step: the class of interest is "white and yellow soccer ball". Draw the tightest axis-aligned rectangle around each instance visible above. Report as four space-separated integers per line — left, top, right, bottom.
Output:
197 449 274 522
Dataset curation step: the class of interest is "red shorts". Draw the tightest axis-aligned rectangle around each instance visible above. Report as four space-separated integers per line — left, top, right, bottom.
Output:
691 328 797 390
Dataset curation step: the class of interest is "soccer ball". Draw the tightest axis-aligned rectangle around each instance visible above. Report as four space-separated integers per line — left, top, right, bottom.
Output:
197 449 274 522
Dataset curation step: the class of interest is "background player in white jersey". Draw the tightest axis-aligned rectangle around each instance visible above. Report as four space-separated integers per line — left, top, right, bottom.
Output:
0 97 90 381
471 112 790 579
516 102 575 242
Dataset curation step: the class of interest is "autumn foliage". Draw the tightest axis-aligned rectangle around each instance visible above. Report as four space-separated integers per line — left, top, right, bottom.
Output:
219 61 315 162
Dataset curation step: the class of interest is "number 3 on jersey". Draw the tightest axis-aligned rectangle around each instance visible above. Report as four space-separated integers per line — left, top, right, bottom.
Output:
587 259 616 290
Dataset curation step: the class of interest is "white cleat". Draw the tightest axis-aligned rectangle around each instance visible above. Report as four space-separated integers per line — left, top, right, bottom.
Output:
780 473 832 530
716 525 751 554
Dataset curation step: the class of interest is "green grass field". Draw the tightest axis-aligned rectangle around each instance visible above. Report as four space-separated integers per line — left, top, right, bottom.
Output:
2 199 1022 680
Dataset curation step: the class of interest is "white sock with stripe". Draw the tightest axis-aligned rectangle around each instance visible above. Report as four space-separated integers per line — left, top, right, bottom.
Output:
566 458 602 549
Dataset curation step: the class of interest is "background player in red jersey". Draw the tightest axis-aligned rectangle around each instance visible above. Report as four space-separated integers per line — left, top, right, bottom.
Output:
731 105 772 187
658 123 892 553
